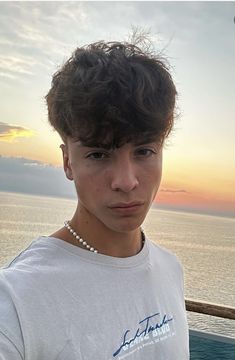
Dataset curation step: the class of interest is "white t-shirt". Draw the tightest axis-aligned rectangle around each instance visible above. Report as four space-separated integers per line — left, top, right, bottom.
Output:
0 236 189 359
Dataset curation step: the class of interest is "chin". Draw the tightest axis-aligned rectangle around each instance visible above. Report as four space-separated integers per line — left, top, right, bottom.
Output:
108 217 146 233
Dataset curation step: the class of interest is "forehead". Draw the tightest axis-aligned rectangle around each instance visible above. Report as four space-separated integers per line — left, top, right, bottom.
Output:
68 134 162 149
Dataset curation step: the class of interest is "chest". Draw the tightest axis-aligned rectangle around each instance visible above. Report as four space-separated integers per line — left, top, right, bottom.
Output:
23 269 189 360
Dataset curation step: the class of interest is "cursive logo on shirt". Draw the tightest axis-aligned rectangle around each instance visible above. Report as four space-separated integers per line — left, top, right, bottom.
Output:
113 312 173 357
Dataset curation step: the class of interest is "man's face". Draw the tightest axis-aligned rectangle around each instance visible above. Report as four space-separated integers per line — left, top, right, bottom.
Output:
61 138 163 233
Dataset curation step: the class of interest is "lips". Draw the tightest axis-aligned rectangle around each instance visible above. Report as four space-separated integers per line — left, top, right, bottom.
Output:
108 202 144 215
109 201 144 209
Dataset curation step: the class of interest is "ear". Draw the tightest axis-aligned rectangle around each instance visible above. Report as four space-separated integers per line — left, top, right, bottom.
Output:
60 144 73 181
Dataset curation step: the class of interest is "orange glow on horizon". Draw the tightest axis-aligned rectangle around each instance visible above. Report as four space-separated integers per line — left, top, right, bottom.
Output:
155 183 235 215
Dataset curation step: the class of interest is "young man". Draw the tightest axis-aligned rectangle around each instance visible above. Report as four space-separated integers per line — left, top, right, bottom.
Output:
0 40 189 359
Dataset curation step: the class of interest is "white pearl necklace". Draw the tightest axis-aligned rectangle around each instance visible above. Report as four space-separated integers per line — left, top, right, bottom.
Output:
64 220 98 253
64 220 146 254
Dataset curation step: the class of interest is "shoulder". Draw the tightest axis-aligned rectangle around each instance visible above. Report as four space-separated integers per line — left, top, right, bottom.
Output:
2 236 53 269
0 237 60 297
0 236 63 356
1 236 68 275
0 238 44 302
146 239 186 301
147 238 184 275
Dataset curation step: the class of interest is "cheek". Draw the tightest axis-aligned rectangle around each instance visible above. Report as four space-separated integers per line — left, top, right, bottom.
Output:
74 169 106 198
142 160 162 183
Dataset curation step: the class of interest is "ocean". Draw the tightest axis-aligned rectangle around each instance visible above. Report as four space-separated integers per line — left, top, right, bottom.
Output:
0 191 234 338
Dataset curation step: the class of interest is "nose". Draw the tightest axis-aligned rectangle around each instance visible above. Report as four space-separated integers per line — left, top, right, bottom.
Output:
110 157 139 193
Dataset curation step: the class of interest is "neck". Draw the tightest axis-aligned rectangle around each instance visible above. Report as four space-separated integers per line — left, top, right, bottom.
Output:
66 206 144 258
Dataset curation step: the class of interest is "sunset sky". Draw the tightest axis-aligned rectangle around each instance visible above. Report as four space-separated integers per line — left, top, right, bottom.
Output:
0 1 234 218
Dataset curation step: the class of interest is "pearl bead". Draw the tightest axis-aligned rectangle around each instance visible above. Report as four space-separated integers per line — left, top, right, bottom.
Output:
64 220 145 255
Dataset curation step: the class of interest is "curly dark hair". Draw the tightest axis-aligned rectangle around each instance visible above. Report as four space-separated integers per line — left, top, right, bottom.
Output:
45 40 177 148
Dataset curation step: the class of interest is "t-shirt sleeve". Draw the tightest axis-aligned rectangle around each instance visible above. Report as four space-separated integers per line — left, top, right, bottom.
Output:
0 273 24 359
0 331 23 360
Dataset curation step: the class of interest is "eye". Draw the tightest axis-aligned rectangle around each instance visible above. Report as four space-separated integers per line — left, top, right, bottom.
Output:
86 151 109 160
135 148 155 157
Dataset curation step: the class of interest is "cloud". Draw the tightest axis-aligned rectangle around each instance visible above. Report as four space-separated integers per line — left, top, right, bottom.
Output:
0 2 87 59
2 1 230 85
160 188 189 194
0 122 35 142
0 156 76 199
0 2 180 80
0 71 18 80
0 54 36 77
